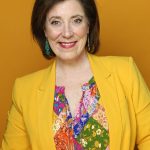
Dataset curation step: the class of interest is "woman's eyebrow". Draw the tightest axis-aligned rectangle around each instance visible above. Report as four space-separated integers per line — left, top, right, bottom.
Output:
71 15 84 19
49 15 84 20
48 16 61 21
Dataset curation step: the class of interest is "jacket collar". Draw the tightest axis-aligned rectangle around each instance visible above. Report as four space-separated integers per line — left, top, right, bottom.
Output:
87 53 111 81
39 53 111 91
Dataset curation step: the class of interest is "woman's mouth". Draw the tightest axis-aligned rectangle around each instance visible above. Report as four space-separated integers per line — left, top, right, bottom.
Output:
59 41 77 49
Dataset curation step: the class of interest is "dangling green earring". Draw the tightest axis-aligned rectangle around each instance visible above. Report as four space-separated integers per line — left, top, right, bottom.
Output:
45 39 52 56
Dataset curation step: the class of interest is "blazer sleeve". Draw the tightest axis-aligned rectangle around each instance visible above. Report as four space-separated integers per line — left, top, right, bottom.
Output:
129 57 150 149
1 79 31 150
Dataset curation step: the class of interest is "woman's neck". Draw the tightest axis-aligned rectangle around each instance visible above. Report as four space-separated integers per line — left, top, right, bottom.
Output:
56 51 90 76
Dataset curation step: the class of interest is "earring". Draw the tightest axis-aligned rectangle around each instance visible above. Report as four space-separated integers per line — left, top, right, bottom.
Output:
45 39 52 56
87 35 95 53
87 36 91 52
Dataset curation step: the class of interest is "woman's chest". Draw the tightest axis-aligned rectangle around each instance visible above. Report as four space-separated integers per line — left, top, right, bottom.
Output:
53 77 110 149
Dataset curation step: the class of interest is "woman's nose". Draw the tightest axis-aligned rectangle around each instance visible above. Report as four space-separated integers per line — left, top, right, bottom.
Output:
62 24 73 38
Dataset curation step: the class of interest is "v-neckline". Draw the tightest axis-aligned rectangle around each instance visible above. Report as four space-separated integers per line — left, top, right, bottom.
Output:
54 76 96 119
55 76 94 90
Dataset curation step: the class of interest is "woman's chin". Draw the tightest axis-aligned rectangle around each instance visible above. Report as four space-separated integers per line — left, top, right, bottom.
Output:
57 54 78 62
54 44 86 62
56 51 84 63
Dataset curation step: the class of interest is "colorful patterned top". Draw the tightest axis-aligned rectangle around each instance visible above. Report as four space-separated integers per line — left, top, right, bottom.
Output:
52 77 109 150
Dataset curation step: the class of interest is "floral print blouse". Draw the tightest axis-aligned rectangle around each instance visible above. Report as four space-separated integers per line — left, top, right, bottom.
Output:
52 77 109 150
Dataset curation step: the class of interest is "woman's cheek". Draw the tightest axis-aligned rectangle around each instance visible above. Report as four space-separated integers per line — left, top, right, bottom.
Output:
74 25 89 37
47 28 61 40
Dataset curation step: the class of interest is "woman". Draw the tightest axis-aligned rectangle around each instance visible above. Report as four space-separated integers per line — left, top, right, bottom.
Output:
1 0 150 149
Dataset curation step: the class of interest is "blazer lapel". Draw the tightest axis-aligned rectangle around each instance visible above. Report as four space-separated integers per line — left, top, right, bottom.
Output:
88 54 122 150
36 59 56 149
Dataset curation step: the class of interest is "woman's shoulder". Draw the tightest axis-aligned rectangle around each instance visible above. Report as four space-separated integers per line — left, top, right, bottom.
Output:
12 67 50 101
89 54 137 87
14 59 55 88
90 54 134 71
15 67 50 86
11 67 51 108
93 54 131 63
101 55 133 69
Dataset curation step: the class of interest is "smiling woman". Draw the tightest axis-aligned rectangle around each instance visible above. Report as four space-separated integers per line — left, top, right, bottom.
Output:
44 0 89 61
1 0 150 150
31 0 99 59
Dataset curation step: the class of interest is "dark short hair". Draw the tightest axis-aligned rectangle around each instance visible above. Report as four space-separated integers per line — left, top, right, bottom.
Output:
31 0 100 59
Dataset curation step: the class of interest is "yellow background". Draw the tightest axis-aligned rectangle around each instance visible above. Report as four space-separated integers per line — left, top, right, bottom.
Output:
0 0 150 144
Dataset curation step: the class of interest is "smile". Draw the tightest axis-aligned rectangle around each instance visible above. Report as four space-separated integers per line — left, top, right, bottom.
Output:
59 41 77 49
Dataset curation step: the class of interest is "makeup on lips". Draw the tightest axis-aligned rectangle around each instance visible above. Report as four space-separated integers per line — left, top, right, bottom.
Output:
59 41 77 49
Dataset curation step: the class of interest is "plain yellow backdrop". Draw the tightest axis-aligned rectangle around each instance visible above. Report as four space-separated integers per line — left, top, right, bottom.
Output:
0 0 150 144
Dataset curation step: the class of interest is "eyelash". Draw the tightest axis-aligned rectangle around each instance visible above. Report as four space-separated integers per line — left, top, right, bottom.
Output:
73 18 82 24
50 18 83 26
50 20 61 25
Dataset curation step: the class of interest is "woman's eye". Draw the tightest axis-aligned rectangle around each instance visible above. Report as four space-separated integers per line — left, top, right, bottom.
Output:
73 18 82 24
50 20 61 25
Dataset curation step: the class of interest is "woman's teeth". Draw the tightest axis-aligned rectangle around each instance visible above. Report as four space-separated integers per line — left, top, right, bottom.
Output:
59 42 76 48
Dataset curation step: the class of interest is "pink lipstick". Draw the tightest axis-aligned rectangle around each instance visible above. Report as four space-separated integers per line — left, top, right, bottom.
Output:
59 42 77 49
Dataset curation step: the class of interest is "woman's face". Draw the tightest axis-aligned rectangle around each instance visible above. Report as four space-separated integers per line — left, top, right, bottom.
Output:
44 0 89 61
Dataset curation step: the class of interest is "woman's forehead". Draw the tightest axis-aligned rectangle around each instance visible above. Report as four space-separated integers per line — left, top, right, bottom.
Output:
46 0 85 18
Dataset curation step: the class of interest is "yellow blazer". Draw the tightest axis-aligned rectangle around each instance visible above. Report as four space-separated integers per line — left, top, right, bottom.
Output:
1 54 150 150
